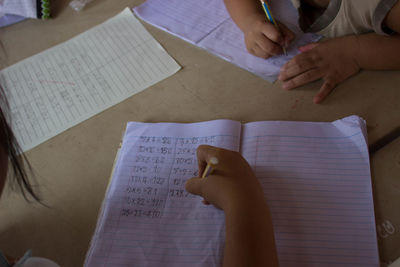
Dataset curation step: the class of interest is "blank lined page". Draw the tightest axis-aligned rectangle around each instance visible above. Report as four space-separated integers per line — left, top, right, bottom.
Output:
241 116 379 266
0 8 180 152
85 120 241 267
133 0 320 81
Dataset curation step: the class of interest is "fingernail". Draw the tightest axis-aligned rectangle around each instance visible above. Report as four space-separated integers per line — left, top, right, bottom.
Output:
313 96 320 104
298 47 306 53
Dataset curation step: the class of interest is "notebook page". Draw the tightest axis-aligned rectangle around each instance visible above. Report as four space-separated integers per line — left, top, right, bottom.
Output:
1 0 36 18
241 116 379 266
0 8 180 152
133 0 320 81
0 14 25 28
85 120 241 267
133 0 229 44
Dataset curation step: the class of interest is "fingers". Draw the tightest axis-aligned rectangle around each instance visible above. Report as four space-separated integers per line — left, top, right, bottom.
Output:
252 43 280 58
313 80 337 104
282 68 323 90
260 22 294 56
246 21 293 58
260 22 285 45
185 176 203 196
196 145 214 175
279 57 317 81
185 176 218 208
250 45 272 59
196 145 222 177
298 43 319 53
282 51 320 70
186 145 222 206
277 22 295 47
279 42 326 87
279 51 323 89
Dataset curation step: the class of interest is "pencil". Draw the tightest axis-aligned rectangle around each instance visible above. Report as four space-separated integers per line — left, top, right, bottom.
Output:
201 157 219 178
260 0 288 56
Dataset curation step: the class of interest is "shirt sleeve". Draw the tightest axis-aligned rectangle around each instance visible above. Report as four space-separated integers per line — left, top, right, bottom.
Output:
372 0 398 35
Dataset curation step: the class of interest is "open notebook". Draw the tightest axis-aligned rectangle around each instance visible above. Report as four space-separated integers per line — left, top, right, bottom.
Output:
85 116 379 267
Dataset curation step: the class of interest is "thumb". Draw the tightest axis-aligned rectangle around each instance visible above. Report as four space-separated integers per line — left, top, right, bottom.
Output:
185 177 203 196
298 43 318 53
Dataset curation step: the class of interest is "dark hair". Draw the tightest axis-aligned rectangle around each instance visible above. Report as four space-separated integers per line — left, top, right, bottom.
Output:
0 85 40 201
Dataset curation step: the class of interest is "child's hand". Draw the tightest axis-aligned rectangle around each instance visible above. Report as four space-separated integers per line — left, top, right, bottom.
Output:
185 145 266 212
242 13 294 59
278 36 360 104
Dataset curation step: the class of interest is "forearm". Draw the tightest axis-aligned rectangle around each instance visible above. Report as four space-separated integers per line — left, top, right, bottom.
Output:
354 33 400 70
223 0 263 32
223 202 278 267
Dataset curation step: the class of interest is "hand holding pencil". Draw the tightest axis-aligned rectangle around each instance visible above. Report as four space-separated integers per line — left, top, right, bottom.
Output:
186 145 279 267
185 145 278 267
185 145 266 211
235 1 294 59
260 0 288 55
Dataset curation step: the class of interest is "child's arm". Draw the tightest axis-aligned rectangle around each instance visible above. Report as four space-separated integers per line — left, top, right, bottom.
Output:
224 0 294 58
278 2 400 104
185 145 278 267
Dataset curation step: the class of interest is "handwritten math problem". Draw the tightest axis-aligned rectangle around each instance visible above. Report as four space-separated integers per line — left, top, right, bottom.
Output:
0 8 180 152
115 134 233 222
85 120 241 266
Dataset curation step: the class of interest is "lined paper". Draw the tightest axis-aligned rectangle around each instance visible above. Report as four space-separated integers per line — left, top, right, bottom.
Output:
241 116 378 266
1 0 37 19
133 0 320 81
0 8 180 152
85 120 241 267
85 116 379 266
0 14 25 28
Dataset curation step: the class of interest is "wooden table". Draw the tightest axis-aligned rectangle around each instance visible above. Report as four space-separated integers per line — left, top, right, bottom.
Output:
0 0 399 266
372 137 400 266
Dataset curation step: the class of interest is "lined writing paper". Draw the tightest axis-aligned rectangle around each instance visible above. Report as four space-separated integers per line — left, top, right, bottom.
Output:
133 0 320 81
85 120 241 267
85 116 378 266
0 14 25 28
0 8 180 152
1 0 37 19
241 116 379 266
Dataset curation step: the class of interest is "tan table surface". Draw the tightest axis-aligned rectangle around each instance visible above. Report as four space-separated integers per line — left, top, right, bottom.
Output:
0 0 399 266
372 137 400 266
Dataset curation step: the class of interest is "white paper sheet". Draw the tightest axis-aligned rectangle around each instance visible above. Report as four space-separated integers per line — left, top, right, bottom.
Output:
1 0 37 19
85 120 242 267
0 8 181 152
133 0 320 82
241 116 378 266
85 116 379 267
0 14 25 28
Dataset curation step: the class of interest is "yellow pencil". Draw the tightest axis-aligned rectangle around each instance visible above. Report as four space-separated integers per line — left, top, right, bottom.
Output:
201 157 219 178
260 0 287 56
